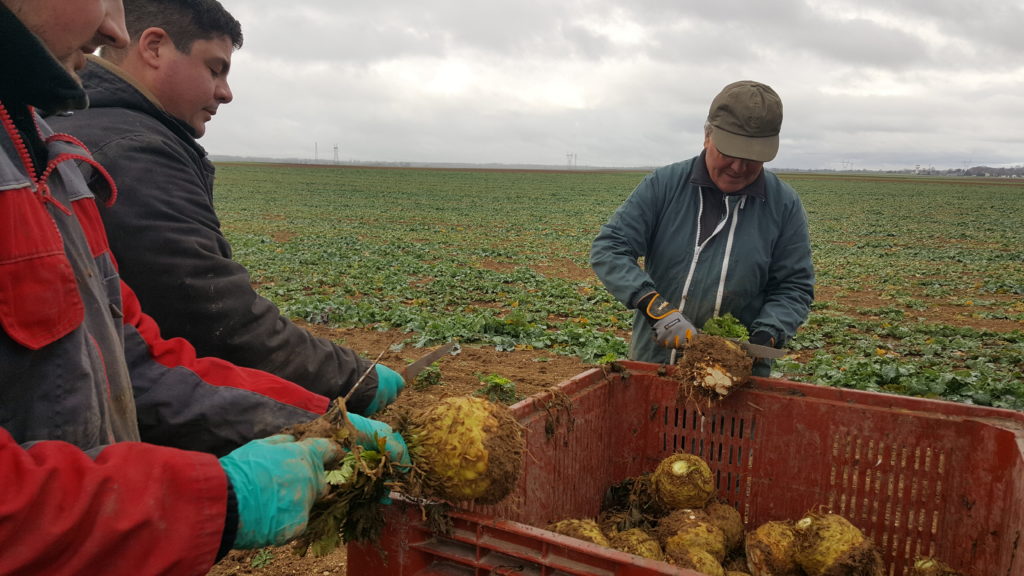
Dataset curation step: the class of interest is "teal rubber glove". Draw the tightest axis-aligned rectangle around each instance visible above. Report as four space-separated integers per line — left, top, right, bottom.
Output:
219 434 341 549
348 413 411 468
364 364 405 415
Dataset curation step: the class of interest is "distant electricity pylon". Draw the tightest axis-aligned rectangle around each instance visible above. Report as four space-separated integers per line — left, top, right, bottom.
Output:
333 144 339 164
566 152 577 168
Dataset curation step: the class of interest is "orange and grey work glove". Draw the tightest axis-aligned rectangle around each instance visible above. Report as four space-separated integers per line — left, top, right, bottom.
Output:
638 292 697 349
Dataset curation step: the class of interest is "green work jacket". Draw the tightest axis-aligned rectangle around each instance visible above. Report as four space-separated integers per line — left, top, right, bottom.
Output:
590 153 815 364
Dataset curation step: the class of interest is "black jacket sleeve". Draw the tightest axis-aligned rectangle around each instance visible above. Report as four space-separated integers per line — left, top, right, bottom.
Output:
73 124 377 414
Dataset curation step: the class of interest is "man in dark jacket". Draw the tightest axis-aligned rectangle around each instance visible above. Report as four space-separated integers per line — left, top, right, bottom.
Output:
0 0 407 572
50 0 404 417
591 81 814 376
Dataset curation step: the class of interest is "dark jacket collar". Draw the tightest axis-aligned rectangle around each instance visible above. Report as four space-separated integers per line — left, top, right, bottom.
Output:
0 2 87 114
76 56 205 155
690 149 768 200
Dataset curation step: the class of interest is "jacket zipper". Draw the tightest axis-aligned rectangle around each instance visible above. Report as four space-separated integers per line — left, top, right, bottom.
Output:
677 187 734 312
0 102 37 179
670 189 743 363
714 195 745 315
0 102 74 215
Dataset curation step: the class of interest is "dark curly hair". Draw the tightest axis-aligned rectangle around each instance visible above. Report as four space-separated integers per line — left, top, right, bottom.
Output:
111 0 242 55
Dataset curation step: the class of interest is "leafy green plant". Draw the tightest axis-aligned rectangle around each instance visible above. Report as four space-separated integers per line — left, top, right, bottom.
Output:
250 549 273 569
475 374 521 404
412 365 444 390
701 313 750 339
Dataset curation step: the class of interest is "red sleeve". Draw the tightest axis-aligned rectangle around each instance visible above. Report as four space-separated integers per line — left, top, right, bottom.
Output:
0 429 225 576
120 280 329 415
72 194 327 415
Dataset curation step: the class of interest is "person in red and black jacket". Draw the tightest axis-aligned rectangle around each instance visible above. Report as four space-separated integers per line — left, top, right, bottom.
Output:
0 1 407 574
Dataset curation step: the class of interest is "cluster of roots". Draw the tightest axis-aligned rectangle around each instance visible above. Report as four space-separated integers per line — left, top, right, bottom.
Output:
548 452 900 576
548 453 748 575
673 334 753 403
282 395 526 556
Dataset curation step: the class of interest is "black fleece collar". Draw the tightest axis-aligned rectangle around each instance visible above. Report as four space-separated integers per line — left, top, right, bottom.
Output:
690 149 768 200
79 56 202 143
0 2 88 114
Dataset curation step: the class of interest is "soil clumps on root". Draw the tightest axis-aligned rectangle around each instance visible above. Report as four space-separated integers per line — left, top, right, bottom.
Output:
650 452 716 510
674 334 753 402
666 545 726 576
745 520 801 576
910 557 967 576
547 518 611 546
705 499 746 554
608 528 665 561
793 512 885 576
656 509 727 562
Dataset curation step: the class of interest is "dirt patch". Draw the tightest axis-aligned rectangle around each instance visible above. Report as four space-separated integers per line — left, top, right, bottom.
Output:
211 548 348 576
311 324 595 404
476 259 517 273
473 258 594 283
531 258 594 282
816 285 1022 333
270 230 297 243
208 323 595 576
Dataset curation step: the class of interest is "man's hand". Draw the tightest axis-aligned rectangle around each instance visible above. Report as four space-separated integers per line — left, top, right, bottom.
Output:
639 292 697 349
220 434 342 549
364 364 404 415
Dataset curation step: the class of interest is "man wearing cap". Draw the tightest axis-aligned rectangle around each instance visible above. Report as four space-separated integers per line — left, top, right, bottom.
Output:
590 80 814 375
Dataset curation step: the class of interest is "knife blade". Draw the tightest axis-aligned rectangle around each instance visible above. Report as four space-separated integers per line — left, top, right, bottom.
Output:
727 338 788 359
401 341 457 385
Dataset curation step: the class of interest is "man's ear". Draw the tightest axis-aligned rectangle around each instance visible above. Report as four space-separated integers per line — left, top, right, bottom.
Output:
135 27 173 68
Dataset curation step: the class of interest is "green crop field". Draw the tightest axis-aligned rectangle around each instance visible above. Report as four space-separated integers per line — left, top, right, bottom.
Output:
213 163 1024 409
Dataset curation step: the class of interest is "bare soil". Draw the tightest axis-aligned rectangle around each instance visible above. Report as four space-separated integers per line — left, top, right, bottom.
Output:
207 323 595 576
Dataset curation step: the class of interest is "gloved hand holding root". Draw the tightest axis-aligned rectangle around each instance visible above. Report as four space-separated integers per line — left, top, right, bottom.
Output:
347 412 410 467
218 408 410 550
292 395 527 556
638 291 697 348
219 434 342 548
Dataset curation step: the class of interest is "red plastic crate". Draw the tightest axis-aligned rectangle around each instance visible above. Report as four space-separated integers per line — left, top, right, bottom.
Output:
348 361 1024 575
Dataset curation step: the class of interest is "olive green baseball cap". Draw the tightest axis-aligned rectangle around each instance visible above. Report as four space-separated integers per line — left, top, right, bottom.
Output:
707 80 783 162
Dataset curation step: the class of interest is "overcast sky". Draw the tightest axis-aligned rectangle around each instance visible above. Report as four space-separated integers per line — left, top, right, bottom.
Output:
200 0 1024 171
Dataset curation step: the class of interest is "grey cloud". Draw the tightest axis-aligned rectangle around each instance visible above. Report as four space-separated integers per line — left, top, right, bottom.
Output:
883 0 1024 55
783 18 931 69
201 0 1024 170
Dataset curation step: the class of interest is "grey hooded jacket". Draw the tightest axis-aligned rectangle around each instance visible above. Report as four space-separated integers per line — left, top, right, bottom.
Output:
590 153 814 365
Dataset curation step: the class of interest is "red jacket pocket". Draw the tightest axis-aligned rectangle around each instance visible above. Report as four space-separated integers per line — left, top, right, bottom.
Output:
0 186 83 349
